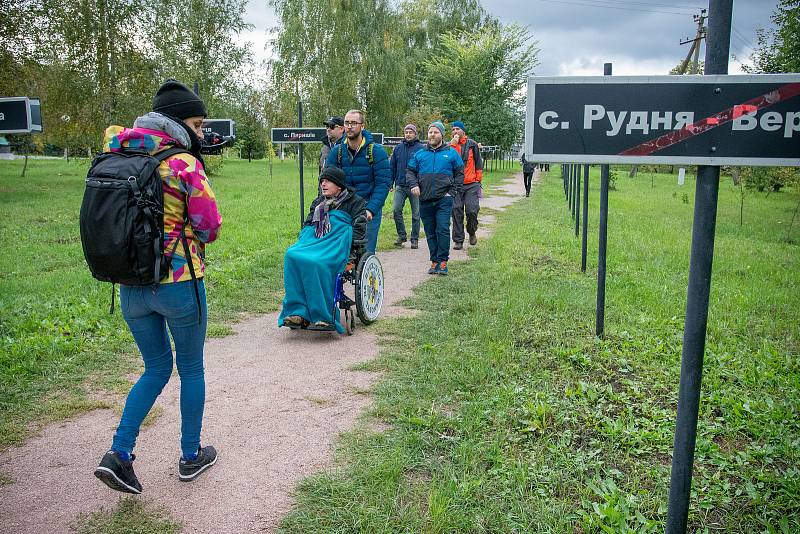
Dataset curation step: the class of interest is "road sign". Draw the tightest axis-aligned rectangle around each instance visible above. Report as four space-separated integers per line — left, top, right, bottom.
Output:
203 119 235 138
271 127 327 143
525 74 800 166
0 97 42 134
382 136 403 147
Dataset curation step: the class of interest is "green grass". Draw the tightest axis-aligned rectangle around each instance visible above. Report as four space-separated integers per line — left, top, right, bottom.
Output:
71 497 181 534
279 167 799 533
0 155 515 449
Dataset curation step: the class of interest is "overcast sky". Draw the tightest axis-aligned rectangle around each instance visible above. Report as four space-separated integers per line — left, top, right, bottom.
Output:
239 0 776 76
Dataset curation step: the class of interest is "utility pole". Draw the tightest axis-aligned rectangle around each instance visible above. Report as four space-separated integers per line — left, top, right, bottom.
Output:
631 9 707 179
678 9 708 75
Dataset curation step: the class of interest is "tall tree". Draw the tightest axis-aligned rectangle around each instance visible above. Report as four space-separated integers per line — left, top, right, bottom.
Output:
419 24 538 148
744 0 799 74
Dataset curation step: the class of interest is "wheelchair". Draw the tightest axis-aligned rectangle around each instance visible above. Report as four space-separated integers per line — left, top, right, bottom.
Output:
334 252 384 335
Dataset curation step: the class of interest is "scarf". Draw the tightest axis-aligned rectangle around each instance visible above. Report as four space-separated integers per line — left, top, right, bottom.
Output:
312 189 350 238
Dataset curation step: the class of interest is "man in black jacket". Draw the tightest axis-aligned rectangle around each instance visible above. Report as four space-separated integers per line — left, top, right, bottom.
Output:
390 124 423 248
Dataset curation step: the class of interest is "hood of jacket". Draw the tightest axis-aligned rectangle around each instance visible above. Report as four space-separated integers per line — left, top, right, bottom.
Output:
102 112 200 157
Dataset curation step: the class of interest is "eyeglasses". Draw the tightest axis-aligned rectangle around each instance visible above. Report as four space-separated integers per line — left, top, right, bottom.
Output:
344 121 362 127
325 125 339 129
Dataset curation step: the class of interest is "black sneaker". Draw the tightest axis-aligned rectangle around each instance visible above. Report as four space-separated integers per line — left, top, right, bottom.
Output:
393 237 407 247
410 239 418 249
179 445 217 481
94 450 142 494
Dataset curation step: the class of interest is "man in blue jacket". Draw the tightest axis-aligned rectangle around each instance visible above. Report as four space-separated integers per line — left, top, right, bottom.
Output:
326 109 391 254
406 121 465 276
390 124 423 249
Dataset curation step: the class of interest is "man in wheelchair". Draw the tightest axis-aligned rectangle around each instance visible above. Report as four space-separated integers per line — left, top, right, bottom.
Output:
278 167 367 333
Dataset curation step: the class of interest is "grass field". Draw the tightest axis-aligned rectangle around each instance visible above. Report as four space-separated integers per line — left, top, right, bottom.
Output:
0 155 511 449
279 167 799 533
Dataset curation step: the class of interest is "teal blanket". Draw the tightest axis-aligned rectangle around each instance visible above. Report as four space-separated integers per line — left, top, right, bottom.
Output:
278 210 353 333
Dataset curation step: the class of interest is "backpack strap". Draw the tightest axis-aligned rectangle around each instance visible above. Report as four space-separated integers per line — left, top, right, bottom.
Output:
367 143 374 165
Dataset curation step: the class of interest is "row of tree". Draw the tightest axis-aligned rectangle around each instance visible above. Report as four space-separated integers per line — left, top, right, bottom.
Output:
1 0 538 157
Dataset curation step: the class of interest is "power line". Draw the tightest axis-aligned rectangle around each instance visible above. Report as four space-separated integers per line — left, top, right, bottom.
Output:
531 0 697 17
580 0 703 11
731 26 754 50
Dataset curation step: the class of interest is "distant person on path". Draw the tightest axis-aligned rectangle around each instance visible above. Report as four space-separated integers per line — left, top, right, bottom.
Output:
390 124 423 249
94 80 223 494
279 167 367 332
326 109 391 254
520 152 536 197
407 121 465 276
319 116 344 174
449 120 483 249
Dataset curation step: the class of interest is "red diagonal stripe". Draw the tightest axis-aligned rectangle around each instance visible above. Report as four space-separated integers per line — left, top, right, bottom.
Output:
618 82 800 156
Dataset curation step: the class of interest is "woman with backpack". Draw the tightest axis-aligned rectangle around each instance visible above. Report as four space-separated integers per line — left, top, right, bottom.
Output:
520 153 536 197
93 80 223 494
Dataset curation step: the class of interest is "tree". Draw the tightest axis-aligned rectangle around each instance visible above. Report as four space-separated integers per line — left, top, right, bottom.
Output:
419 24 538 148
744 0 799 74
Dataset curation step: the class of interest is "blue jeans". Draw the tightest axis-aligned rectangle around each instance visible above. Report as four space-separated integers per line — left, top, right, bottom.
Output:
112 280 207 458
419 195 454 263
365 207 382 254
392 187 420 241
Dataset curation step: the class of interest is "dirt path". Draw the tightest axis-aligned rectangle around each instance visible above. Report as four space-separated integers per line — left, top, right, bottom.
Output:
0 172 530 533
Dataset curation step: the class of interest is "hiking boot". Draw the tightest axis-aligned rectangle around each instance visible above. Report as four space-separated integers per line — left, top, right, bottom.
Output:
428 262 439 275
179 445 218 481
437 261 448 275
410 239 418 249
283 315 305 328
394 237 407 247
469 233 477 246
95 450 142 494
453 242 463 250
309 320 334 330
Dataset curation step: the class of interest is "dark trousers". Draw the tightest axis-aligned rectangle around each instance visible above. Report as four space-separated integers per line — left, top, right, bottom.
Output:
451 182 481 244
420 195 454 263
523 172 533 196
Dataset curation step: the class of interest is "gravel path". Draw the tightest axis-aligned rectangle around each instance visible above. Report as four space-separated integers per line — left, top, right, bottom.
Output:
0 172 528 533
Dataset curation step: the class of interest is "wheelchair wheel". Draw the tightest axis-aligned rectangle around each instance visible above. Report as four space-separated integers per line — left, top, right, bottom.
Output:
355 253 383 325
344 307 355 336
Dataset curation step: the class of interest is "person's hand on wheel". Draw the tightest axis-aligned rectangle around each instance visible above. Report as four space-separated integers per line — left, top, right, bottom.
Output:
410 186 420 197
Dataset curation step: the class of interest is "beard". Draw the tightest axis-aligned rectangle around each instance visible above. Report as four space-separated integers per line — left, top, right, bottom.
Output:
346 130 361 140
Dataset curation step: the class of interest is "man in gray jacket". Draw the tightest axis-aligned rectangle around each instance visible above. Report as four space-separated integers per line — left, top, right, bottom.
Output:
319 116 344 174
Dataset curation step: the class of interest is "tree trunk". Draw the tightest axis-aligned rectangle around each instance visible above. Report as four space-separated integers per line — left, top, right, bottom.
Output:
731 167 741 185
629 164 638 178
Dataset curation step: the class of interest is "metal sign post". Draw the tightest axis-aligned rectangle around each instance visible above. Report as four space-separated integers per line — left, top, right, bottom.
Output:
667 1 731 532
581 164 589 272
298 102 305 229
596 62 612 338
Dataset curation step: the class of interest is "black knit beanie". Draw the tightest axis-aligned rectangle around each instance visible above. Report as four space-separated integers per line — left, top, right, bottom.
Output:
319 166 347 190
152 79 207 119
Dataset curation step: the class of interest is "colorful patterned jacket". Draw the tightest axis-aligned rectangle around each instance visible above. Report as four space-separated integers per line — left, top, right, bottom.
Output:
102 113 222 283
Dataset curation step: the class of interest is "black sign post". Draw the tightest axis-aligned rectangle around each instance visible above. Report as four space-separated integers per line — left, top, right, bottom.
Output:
298 102 305 229
667 2 731 533
597 62 612 338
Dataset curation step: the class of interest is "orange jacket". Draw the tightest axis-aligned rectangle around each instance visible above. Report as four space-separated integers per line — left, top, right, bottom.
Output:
450 136 483 184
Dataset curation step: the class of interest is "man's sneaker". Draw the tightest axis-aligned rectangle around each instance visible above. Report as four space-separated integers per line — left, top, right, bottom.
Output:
394 237 407 247
438 261 449 275
95 450 142 494
410 239 418 249
428 262 439 275
469 233 477 246
453 242 463 250
179 445 217 481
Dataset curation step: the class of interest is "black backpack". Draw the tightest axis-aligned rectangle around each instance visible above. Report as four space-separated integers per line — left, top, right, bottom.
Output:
79 147 201 318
